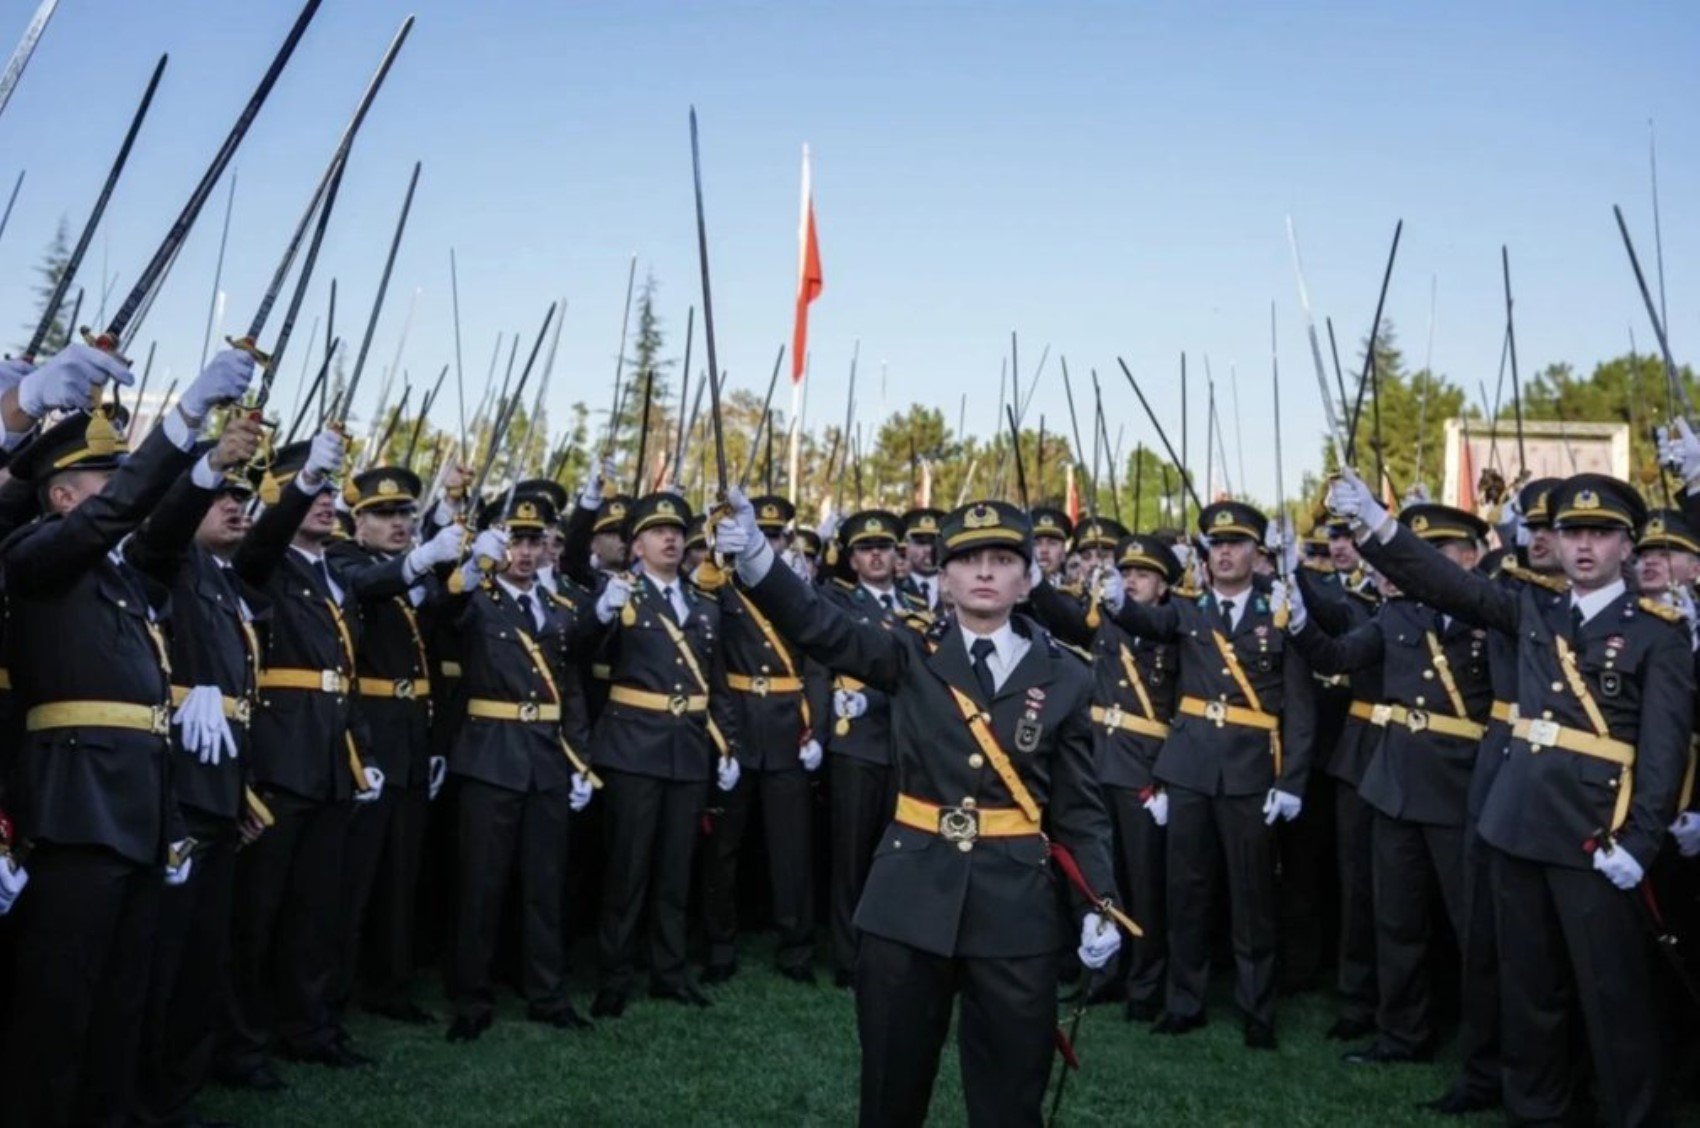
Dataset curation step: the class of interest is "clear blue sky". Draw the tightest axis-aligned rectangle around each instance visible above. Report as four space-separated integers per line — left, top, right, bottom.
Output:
0 0 1694 503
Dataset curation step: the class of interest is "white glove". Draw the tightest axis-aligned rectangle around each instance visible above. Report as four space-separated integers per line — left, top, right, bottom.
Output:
1271 579 1305 634
785 549 812 580
1273 518 1299 578
1658 420 1700 489
0 357 34 396
300 427 347 487
1262 788 1302 825
172 685 239 766
0 855 27 915
1143 790 1169 827
164 841 194 887
1097 568 1125 613
1324 469 1388 537
1592 843 1645 890
799 738 822 772
471 527 508 570
714 487 763 560
580 455 615 508
833 689 868 719
1671 812 1700 859
428 755 446 802
817 512 842 543
716 756 741 792
407 524 464 575
355 765 385 804
595 575 633 624
1077 911 1122 970
18 342 133 417
179 348 256 422
569 772 594 812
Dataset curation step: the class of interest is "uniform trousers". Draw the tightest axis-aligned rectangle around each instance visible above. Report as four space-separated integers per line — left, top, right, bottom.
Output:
596 769 705 994
828 756 896 978
340 779 428 1010
1106 784 1166 1008
1370 813 1464 1054
703 764 815 973
1334 781 1378 1025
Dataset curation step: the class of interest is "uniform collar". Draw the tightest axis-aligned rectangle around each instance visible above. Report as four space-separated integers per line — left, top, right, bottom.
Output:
1570 578 1626 627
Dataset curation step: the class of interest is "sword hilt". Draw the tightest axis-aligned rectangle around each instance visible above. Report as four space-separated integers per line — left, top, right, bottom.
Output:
80 326 131 367
225 334 275 369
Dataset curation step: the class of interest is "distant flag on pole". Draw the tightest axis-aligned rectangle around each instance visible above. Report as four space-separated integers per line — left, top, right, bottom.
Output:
791 144 822 385
1066 463 1080 524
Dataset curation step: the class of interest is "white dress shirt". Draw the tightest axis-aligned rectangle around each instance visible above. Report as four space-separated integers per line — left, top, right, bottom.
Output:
496 577 545 631
960 621 1030 692
1571 578 1626 628
651 575 690 624
1211 587 1250 632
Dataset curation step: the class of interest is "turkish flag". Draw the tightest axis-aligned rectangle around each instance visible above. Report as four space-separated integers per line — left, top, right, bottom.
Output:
791 145 823 384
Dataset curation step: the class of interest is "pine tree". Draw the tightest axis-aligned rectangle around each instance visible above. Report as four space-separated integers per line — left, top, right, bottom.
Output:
611 272 674 492
23 217 73 355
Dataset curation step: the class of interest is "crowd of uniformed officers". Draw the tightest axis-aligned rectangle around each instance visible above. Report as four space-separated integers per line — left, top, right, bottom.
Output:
0 339 1697 1128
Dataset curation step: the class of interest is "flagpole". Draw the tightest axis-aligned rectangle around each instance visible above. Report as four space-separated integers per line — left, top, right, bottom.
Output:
787 358 803 506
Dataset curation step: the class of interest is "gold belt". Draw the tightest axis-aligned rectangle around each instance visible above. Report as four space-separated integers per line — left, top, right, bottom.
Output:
1347 700 1379 723
169 685 252 723
1512 716 1635 832
726 673 803 696
608 685 708 716
258 668 349 694
894 793 1040 846
1178 695 1277 732
357 676 431 701
27 700 170 736
465 699 561 723
1364 702 1485 742
1491 700 1518 724
1089 703 1171 741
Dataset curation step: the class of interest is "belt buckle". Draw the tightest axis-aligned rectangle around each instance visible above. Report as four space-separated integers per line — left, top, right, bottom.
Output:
394 678 416 701
320 669 341 694
1405 708 1429 733
1102 704 1124 732
1370 704 1393 726
750 675 769 697
938 806 980 843
233 698 252 726
667 694 689 717
1203 700 1227 726
150 704 171 737
519 701 541 723
1525 718 1559 750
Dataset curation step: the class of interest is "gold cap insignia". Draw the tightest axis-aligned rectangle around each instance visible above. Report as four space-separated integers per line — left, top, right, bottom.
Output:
1574 490 1601 510
760 503 780 520
964 504 998 530
377 477 401 497
1212 509 1233 527
657 498 677 516
609 502 628 519
864 516 883 533
1648 516 1666 535
915 515 938 532
1410 514 1430 533
515 501 539 522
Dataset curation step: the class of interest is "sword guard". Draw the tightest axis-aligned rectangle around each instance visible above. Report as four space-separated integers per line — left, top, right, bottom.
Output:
80 326 132 368
225 334 275 369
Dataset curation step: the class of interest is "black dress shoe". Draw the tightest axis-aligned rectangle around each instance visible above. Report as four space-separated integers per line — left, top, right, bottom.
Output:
1086 979 1127 1006
1151 1012 1206 1036
590 989 627 1019
1343 1042 1432 1065
778 965 817 986
700 963 738 985
213 1061 287 1093
649 982 713 1008
1125 998 1160 1023
1416 1090 1499 1116
529 1004 593 1031
445 1012 493 1043
282 1041 374 1068
1243 1022 1277 1051
834 969 855 989
1324 1016 1376 1042
368 999 436 1025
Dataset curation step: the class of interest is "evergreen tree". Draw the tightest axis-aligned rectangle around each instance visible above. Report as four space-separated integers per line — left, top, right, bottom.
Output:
23 217 73 355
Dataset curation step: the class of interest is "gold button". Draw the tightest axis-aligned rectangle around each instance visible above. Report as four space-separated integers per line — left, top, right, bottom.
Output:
956 840 973 853
1415 696 1425 706
968 754 985 769
1220 667 1230 676
1421 670 1434 680
1551 682 1563 693
961 796 977 809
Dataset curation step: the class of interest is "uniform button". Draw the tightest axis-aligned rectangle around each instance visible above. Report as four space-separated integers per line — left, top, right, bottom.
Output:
1551 682 1563 693
956 840 974 853
1220 668 1230 676
892 839 902 849
1414 696 1425 706
1421 670 1434 680
961 796 976 809
968 754 985 769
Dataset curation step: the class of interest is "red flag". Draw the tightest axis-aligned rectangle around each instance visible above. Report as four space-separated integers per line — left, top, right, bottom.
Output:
791 145 822 384
1066 463 1080 524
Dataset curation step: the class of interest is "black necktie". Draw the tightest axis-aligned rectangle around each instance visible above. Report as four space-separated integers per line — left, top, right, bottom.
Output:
312 559 337 603
1570 604 1584 640
1219 599 1235 634
517 593 535 630
970 637 998 701
879 593 895 613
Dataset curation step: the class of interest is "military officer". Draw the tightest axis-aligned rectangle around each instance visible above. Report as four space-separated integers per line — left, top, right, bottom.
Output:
1332 469 1692 1127
585 491 739 1017
1635 506 1700 598
1100 500 1315 1048
702 494 828 984
1030 506 1073 583
0 345 254 1125
1288 503 1493 1065
443 495 596 1041
715 492 1125 1128
898 507 944 611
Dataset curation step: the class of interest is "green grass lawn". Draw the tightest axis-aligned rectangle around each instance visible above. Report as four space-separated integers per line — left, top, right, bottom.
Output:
196 935 1523 1127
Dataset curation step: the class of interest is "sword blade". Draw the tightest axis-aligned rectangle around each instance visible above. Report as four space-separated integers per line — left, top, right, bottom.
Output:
337 160 422 426
689 108 729 492
0 0 58 124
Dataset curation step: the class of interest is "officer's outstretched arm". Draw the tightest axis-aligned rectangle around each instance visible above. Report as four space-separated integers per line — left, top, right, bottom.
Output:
232 475 316 588
1026 577 1093 647
1359 524 1516 636
126 470 220 585
1107 591 1182 642
1047 692 1119 912
1621 625 1697 868
1290 615 1384 677
1295 566 1359 636
1278 640 1317 797
738 551 906 692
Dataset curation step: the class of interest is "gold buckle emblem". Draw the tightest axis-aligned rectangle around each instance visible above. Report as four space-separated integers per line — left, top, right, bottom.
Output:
150 705 171 736
1204 700 1227 726
519 701 541 723
938 806 980 842
1405 708 1429 733
1370 704 1393 726
1102 704 1124 732
667 694 689 716
321 669 342 694
1525 718 1560 750
750 676 770 697
394 679 416 701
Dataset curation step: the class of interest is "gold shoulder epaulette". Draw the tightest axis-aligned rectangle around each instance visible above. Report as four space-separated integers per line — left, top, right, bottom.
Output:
831 577 855 592
1502 558 1570 594
1174 582 1201 600
1053 638 1093 665
1638 596 1684 624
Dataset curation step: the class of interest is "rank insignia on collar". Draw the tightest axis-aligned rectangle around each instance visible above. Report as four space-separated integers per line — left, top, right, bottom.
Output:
1255 596 1269 614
